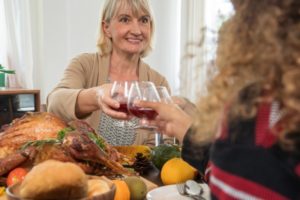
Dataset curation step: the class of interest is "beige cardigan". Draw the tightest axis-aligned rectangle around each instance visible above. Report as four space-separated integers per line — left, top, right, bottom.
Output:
47 52 170 145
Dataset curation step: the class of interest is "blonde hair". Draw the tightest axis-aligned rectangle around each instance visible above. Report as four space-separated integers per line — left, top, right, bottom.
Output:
195 0 300 154
97 0 155 57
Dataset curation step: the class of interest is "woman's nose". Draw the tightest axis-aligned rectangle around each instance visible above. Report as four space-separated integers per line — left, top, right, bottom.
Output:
130 20 142 35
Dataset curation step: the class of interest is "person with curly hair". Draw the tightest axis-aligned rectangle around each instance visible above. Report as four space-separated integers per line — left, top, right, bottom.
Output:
137 0 300 198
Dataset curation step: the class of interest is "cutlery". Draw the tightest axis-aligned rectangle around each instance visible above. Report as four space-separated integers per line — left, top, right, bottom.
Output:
176 180 205 200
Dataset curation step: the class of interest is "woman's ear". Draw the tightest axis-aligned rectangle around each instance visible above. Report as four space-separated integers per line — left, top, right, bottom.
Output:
102 21 111 38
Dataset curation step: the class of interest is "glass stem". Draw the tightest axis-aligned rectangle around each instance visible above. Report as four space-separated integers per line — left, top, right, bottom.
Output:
173 137 179 145
155 132 164 146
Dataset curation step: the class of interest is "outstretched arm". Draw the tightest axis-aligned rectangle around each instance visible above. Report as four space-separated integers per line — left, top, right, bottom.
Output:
75 84 128 120
135 101 192 143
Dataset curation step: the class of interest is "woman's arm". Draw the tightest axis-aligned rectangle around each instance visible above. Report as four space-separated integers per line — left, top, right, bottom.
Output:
47 55 127 121
135 101 192 142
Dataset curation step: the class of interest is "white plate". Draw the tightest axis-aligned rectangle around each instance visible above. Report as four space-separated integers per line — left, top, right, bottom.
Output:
146 183 210 200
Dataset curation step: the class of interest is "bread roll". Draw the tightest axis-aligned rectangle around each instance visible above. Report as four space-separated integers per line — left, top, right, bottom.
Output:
19 160 88 200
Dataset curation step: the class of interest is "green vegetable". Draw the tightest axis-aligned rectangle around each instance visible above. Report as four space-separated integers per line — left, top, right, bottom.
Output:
87 132 106 150
151 144 181 170
21 139 59 150
21 127 73 150
57 127 74 141
20 127 107 154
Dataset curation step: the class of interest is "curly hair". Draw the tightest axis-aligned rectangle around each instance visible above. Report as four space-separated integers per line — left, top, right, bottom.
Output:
194 0 300 154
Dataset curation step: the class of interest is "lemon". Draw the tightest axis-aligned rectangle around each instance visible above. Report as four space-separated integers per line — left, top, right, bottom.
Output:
151 144 180 170
160 158 197 185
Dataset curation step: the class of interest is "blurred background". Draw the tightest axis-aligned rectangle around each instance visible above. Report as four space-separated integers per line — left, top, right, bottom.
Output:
0 0 233 104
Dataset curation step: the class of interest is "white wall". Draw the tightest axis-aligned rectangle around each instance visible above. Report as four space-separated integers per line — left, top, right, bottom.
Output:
144 0 181 94
37 0 181 103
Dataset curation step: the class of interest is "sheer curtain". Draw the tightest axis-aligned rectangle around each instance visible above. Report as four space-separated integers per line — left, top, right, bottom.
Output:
0 1 8 68
179 0 206 102
179 0 233 102
1 0 35 88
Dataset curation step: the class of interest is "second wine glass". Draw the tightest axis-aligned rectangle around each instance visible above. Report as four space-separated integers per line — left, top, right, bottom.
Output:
127 81 161 130
155 86 173 146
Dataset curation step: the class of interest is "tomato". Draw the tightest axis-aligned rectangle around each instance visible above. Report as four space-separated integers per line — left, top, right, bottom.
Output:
6 167 28 186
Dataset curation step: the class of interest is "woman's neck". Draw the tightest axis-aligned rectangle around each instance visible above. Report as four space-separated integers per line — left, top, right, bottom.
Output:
109 51 140 81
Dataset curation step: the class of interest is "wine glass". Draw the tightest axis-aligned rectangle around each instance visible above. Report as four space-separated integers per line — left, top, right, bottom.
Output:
155 86 173 146
110 81 131 115
110 80 133 130
127 81 161 130
156 86 173 103
106 80 139 145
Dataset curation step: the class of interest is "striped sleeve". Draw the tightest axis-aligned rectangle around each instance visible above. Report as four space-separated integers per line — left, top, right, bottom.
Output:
181 127 211 179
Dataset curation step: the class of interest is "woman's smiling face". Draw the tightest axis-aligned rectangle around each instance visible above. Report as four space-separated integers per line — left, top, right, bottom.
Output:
103 5 152 56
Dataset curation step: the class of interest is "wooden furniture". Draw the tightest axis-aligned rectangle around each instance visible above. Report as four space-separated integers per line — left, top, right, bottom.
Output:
0 88 40 127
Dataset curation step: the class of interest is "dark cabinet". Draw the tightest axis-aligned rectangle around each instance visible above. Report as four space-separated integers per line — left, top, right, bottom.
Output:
0 88 40 127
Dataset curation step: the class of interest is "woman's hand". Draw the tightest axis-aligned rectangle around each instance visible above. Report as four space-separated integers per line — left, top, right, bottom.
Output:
75 84 129 120
96 84 129 119
135 101 193 143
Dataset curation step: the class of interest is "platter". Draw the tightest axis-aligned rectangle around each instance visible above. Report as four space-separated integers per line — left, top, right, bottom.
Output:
146 183 210 200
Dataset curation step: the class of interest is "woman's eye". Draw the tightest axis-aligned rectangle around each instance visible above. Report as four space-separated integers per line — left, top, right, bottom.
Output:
141 17 150 24
120 17 129 23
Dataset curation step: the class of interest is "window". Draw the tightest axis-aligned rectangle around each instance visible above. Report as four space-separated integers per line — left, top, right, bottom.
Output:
179 0 233 100
205 0 234 61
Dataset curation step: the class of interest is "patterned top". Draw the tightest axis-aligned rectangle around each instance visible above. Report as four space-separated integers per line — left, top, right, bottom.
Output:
97 78 140 146
98 113 139 146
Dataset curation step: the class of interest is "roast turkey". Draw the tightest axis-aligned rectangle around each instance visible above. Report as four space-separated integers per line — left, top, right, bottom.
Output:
0 112 133 177
0 112 67 159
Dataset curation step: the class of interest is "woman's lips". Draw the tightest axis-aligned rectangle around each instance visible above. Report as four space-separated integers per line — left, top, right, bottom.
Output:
126 38 143 44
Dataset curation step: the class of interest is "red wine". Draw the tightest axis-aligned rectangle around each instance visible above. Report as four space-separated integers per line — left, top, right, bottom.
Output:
129 106 158 120
111 102 129 114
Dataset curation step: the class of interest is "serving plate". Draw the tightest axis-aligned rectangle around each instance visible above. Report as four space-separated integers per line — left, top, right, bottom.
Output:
146 183 210 200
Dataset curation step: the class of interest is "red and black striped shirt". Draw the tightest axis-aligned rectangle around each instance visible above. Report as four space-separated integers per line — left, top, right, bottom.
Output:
182 101 300 199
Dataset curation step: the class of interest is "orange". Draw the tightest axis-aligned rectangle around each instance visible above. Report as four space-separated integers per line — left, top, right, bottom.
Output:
160 157 197 185
112 179 130 200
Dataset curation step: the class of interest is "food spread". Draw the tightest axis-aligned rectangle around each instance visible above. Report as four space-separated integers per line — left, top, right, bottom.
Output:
0 112 188 200
0 112 134 178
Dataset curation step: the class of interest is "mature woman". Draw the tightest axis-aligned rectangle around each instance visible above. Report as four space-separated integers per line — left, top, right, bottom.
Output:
47 0 170 146
137 0 300 198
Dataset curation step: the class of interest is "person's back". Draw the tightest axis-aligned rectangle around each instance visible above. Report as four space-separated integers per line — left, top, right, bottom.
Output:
208 84 300 199
194 0 300 198
138 0 300 199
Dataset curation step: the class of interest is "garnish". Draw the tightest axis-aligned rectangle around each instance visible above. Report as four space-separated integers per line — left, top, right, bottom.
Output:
21 127 74 150
57 127 74 141
87 132 106 150
21 139 60 150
